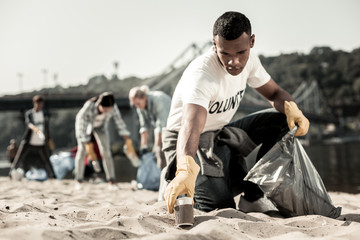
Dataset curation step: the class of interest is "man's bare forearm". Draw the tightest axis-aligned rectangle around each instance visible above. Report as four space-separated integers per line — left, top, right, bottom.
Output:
177 122 201 158
176 104 207 160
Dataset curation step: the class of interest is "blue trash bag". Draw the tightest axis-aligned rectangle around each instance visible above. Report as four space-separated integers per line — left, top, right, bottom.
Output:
25 168 48 181
136 152 161 191
50 151 75 180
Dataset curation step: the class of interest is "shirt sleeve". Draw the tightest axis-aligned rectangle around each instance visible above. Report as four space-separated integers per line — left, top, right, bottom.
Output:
247 53 271 88
181 70 217 110
137 108 149 134
25 109 32 126
111 104 130 136
153 94 171 134
75 101 93 143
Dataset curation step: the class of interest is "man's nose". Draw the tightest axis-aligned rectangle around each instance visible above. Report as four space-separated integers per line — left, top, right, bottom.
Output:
227 58 240 65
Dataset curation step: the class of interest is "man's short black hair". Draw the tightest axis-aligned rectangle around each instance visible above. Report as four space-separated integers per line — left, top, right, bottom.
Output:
98 92 115 107
213 11 252 40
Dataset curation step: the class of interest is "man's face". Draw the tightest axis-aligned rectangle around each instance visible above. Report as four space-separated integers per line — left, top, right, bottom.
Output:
133 97 147 109
98 105 113 114
213 33 255 76
33 101 44 112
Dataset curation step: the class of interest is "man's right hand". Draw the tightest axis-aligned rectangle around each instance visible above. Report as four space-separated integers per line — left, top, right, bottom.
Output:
32 126 40 133
164 155 200 213
85 142 97 161
140 144 148 156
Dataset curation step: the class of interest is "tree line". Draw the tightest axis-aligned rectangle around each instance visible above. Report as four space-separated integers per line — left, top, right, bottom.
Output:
1 46 359 153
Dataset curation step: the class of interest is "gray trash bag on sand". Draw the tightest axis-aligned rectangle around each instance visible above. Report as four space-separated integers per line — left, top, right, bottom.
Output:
244 127 341 218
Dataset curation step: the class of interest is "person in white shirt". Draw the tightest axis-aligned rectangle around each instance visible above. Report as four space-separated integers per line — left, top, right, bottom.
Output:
9 95 56 179
163 11 310 214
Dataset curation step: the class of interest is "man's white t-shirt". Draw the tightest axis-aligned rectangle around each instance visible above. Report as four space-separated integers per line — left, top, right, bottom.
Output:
29 110 45 146
166 48 271 133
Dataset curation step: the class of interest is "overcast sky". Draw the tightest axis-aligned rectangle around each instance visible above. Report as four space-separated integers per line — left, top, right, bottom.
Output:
1 0 359 95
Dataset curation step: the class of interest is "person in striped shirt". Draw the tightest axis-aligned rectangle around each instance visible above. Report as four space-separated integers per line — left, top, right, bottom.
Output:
74 92 139 189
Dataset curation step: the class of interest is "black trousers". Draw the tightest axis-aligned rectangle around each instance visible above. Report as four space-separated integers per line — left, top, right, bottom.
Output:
10 142 56 179
193 109 289 212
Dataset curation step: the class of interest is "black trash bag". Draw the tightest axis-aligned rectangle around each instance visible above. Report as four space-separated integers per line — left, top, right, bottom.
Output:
136 152 161 191
244 127 341 218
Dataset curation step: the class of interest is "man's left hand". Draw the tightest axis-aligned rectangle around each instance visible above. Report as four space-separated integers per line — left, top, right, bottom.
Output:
124 139 140 167
48 138 55 151
284 101 310 136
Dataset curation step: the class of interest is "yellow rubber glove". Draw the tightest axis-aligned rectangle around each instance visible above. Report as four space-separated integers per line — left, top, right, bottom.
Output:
164 155 200 213
284 101 310 136
124 139 140 167
48 138 55 151
85 142 97 161
125 139 136 156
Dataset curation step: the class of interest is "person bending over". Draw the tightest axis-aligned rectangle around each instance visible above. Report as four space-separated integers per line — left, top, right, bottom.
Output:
163 11 310 213
74 92 139 189
129 85 171 169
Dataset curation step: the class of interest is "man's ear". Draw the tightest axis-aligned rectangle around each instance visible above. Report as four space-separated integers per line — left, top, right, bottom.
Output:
250 34 255 48
212 38 217 52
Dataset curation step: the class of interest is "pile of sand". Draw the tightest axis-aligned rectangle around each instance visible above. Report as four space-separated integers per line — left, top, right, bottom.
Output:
0 177 359 240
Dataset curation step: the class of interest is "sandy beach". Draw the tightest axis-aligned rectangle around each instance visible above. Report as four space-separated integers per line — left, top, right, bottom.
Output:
0 176 359 240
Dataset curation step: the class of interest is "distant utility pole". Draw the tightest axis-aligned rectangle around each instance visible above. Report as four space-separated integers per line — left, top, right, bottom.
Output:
113 61 119 80
42 68 48 88
17 73 23 93
53 72 58 86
